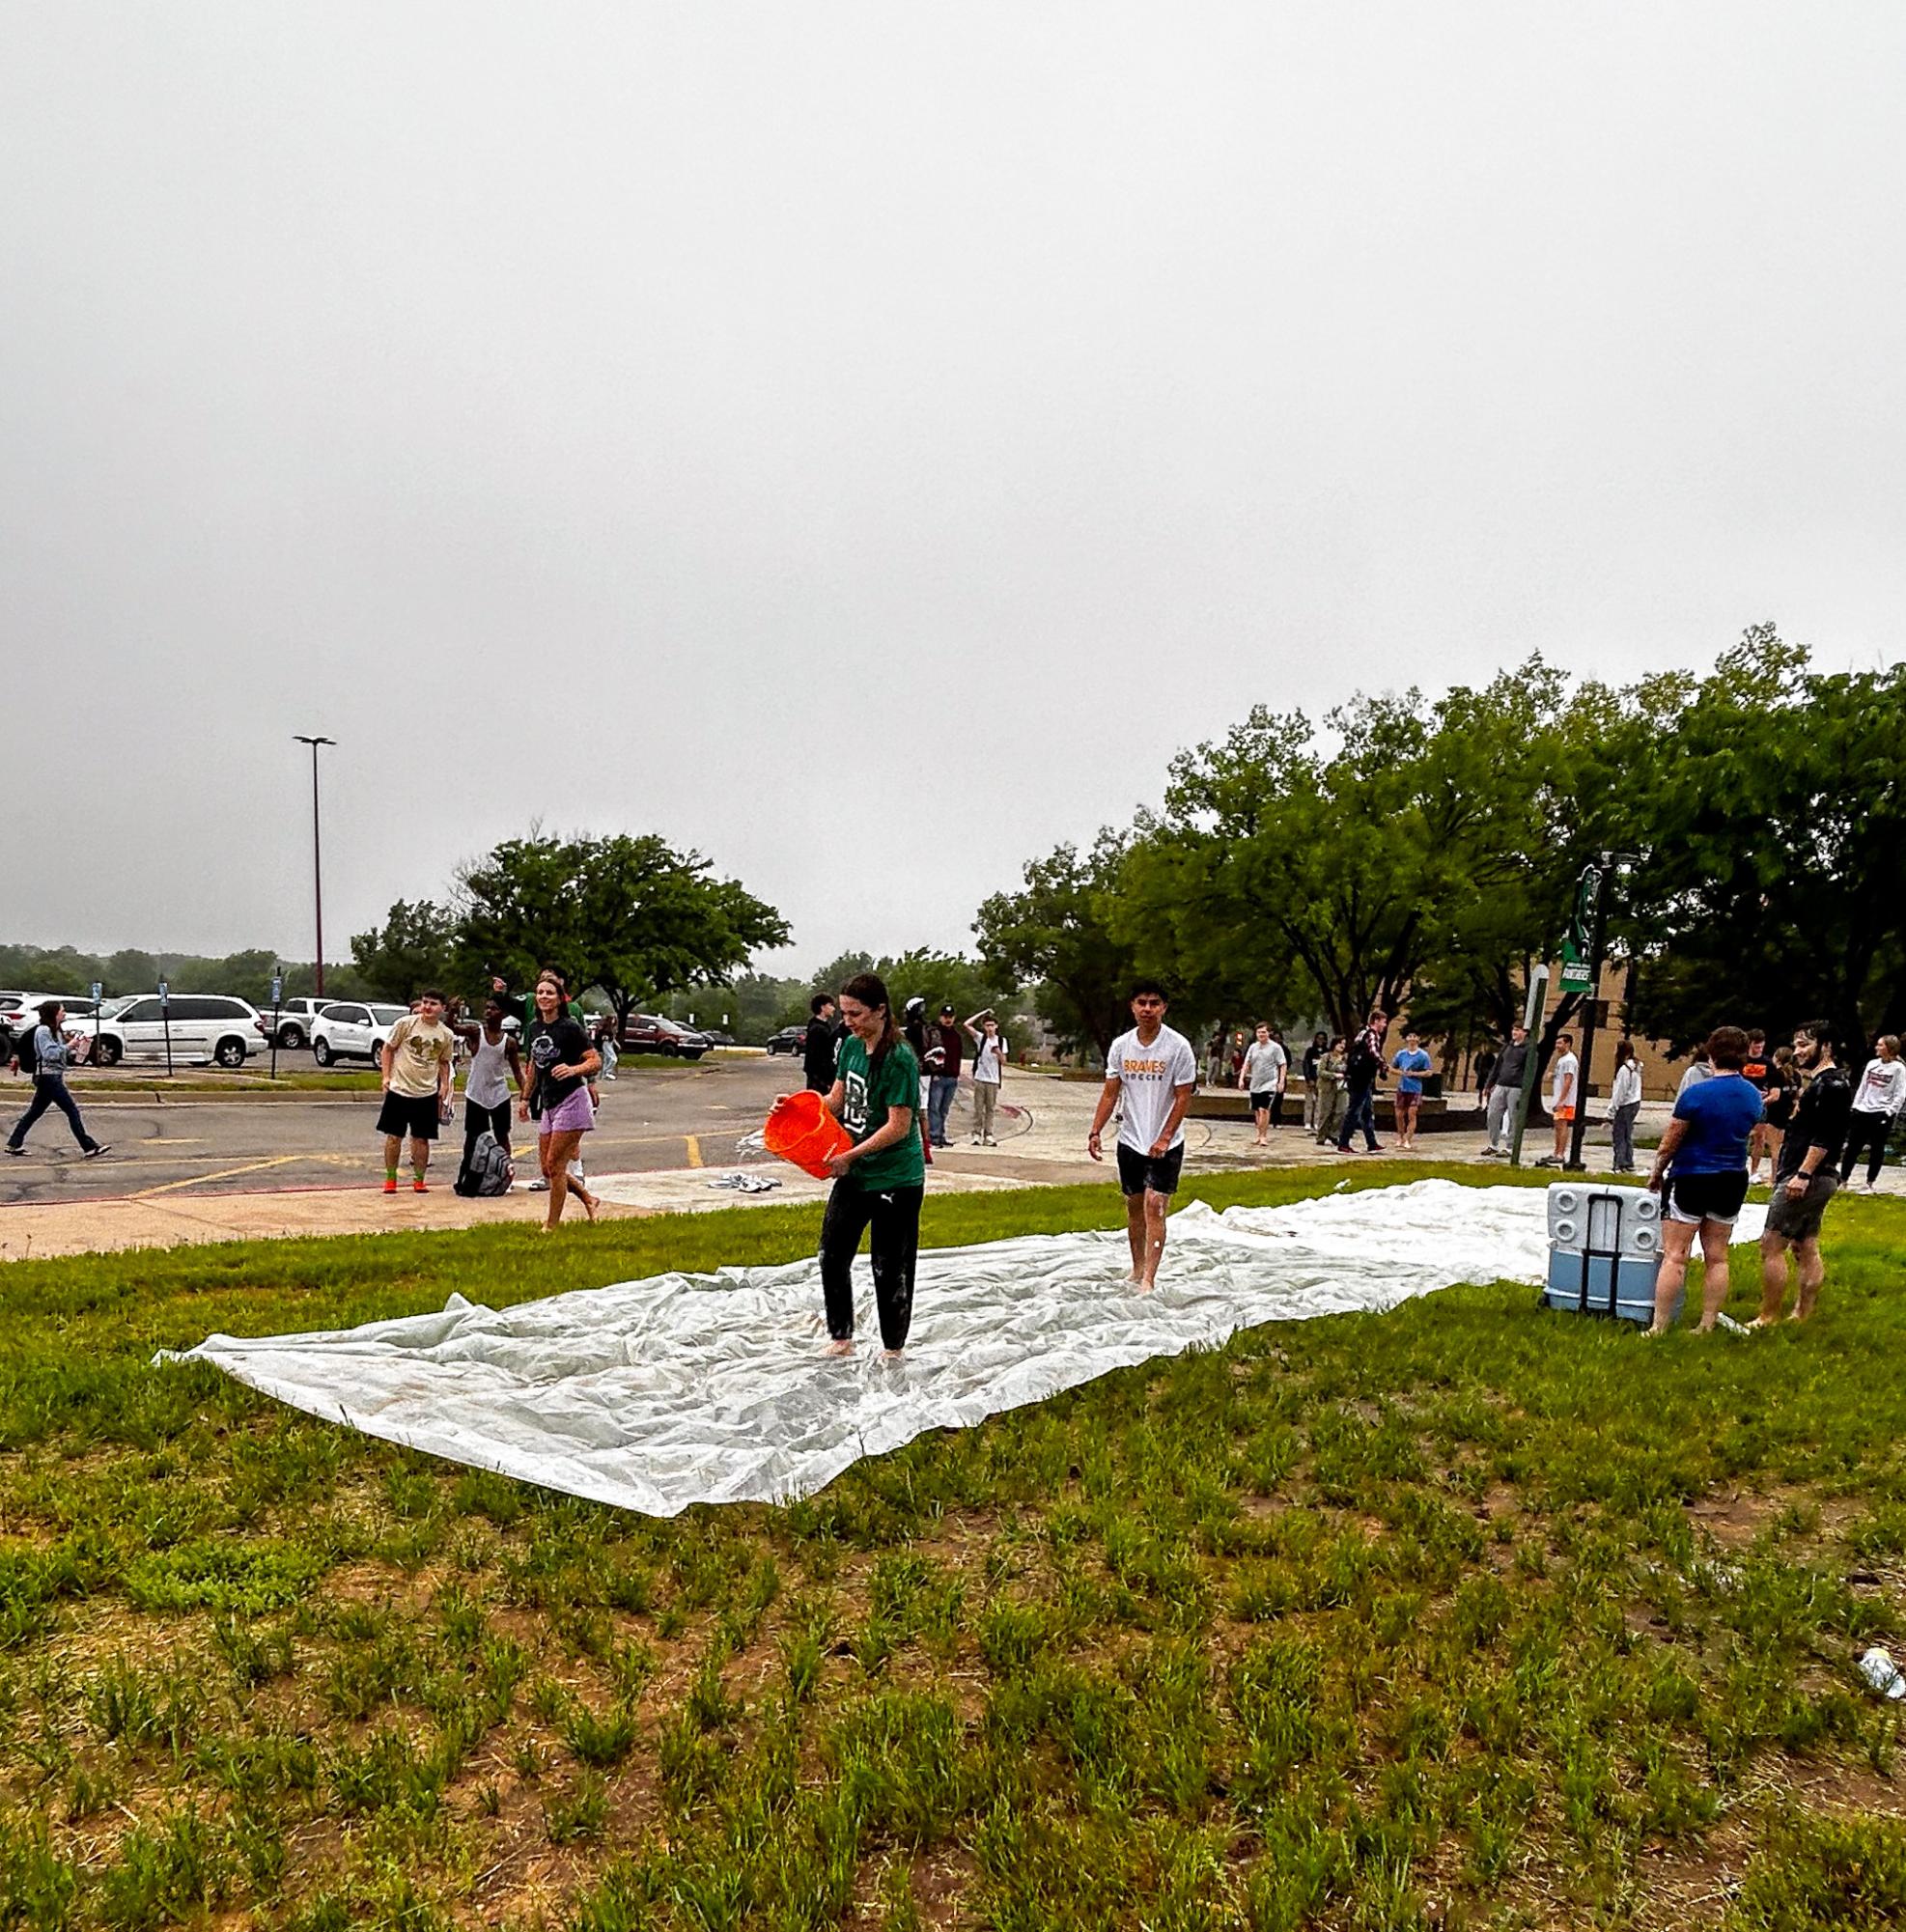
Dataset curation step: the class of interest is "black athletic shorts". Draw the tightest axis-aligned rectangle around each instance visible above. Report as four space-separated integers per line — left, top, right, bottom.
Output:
1665 1168 1750 1225
1765 1170 1839 1243
1249 1090 1274 1111
1117 1140 1186 1197
376 1090 442 1141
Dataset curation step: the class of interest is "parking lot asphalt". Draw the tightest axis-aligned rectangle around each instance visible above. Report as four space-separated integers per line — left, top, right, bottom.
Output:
0 1054 802 1206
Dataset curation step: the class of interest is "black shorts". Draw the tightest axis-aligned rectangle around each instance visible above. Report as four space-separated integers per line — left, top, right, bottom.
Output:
376 1090 442 1141
1116 1140 1186 1197
1765 1171 1839 1243
1249 1090 1274 1111
1665 1169 1750 1225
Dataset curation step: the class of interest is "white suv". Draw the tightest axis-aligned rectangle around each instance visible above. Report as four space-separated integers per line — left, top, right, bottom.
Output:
309 1001 411 1067
89 994 262 1069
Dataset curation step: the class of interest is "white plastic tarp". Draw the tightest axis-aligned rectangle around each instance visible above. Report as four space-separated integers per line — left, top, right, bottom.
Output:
159 1181 1765 1518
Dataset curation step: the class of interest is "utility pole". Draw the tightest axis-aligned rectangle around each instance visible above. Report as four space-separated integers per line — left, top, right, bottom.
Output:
1563 851 1639 1172
293 735 336 994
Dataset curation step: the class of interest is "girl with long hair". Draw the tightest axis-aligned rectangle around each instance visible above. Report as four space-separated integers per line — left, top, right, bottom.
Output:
516 967 603 1229
817 971 925 1357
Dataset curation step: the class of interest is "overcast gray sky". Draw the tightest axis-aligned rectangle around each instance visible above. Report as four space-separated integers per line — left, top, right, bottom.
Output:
4 4 1902 976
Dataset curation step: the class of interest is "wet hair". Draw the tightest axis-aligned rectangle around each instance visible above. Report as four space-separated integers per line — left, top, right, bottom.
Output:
809 992 834 1018
1128 979 1168 1002
1706 1024 1749 1071
1795 1018 1835 1053
839 971 901 1069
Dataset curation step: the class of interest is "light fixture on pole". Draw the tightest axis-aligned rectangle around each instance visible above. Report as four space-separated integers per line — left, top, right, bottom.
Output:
293 735 337 994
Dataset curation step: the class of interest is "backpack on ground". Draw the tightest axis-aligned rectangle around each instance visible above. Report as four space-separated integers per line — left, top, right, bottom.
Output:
454 1130 514 1197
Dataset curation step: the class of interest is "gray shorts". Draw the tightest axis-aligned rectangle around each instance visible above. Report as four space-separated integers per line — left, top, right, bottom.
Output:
1764 1170 1839 1244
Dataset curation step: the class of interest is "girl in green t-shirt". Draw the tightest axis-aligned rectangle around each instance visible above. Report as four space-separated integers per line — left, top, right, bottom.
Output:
817 971 925 1357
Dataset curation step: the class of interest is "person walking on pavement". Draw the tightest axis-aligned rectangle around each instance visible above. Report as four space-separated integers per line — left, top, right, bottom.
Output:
518 968 603 1229
5 1001 108 1161
1312 1035 1348 1146
1336 1008 1388 1155
1755 1020 1854 1325
1608 1039 1643 1173
925 1003 963 1149
1302 1031 1328 1132
802 993 844 1095
1088 982 1199 1291
964 1008 1006 1145
1239 1022 1287 1147
1839 1034 1904 1192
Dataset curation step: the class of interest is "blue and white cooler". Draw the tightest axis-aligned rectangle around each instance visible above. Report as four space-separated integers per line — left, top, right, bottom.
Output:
1543 1183 1670 1325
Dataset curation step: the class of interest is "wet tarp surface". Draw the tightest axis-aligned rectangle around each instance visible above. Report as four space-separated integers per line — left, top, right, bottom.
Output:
161 1181 1763 1517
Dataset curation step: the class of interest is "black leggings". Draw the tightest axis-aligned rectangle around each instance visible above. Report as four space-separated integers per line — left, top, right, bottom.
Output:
819 1180 923 1350
1840 1111 1895 1187
7 1077 98 1153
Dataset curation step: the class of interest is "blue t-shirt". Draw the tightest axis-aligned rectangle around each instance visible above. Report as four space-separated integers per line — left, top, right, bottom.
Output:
1668 1072 1762 1176
1391 1048 1432 1095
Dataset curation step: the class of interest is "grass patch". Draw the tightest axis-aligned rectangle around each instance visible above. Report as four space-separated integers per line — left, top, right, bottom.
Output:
0 1163 1901 1926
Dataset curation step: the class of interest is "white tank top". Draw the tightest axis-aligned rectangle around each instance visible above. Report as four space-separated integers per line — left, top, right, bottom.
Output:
464 1030 512 1108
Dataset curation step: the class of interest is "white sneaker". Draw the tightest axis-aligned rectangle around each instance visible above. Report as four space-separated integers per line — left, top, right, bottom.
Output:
526 1178 549 1191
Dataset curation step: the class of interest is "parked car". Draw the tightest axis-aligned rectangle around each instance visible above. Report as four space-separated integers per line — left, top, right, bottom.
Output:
1 992 99 1049
85 994 263 1068
309 1001 412 1067
765 1025 808 1056
252 995 335 1050
699 1029 738 1049
616 1014 713 1060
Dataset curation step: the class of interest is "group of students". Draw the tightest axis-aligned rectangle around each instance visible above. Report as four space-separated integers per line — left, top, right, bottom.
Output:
1212 1016 1435 1155
368 972 609 1229
1642 1020 1884 1334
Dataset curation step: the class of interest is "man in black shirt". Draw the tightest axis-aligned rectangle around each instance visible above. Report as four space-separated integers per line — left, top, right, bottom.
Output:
802 993 843 1094
1754 1019 1854 1326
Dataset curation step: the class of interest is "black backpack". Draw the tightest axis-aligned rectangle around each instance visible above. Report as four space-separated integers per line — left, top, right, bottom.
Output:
13 1025 38 1076
1347 1032 1380 1085
454 1131 514 1198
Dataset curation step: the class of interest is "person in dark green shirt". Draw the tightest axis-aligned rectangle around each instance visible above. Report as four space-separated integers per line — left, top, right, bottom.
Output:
818 971 925 1356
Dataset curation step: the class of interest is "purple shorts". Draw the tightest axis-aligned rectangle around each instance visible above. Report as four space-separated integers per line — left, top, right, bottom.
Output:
538 1088 596 1136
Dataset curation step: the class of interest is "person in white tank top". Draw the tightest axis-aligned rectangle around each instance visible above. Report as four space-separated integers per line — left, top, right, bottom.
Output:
455 996 523 1174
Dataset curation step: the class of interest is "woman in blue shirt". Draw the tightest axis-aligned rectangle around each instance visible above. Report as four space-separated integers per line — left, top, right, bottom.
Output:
1389 1029 1433 1151
6 1001 108 1160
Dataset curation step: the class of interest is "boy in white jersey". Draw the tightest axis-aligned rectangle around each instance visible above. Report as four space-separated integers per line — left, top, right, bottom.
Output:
1087 981 1199 1290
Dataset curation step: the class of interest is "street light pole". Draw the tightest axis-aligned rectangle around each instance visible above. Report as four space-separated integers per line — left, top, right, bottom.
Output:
293 735 336 995
1565 850 1639 1173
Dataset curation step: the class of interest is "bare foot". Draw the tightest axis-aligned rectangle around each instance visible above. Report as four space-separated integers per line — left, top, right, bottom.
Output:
579 1191 600 1223
1695 1322 1717 1334
883 1348 905 1360
825 1338 854 1357
1746 1314 1780 1329
1642 1325 1668 1338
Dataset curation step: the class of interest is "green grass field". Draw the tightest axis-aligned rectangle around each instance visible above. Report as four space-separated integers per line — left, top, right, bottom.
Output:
1 1166 1902 1929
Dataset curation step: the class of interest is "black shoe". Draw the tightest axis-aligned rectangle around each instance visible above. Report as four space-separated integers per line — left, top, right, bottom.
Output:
84 1144 110 1159
4 1145 22 1157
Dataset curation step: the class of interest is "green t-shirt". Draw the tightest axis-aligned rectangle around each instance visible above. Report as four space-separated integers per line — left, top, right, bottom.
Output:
835 1034 926 1190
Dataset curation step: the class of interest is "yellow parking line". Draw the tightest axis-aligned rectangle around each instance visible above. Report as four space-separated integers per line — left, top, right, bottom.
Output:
130 1156 305 1199
685 1134 703 1168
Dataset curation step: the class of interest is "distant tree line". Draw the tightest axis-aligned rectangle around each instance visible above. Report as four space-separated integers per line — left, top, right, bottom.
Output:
0 944 369 1009
975 628 1906 1078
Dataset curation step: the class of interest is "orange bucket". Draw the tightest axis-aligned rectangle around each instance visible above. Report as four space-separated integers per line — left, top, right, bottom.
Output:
762 1089 853 1179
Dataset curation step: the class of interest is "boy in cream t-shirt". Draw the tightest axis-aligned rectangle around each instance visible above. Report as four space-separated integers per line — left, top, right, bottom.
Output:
1087 981 1198 1290
378 991 457 1193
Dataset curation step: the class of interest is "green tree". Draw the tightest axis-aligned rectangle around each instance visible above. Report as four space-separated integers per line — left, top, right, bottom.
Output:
1619 628 1906 1053
350 901 462 1004
454 832 789 1030
974 832 1140 1060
